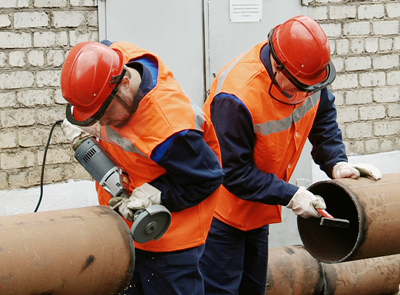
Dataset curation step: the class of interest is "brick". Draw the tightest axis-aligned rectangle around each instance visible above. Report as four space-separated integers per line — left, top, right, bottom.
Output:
332 57 344 72
345 56 371 71
19 127 49 147
70 0 96 6
387 71 400 85
373 20 399 35
372 54 399 70
69 30 98 45
333 90 344 106
336 39 349 55
9 170 30 189
346 122 372 138
34 0 68 7
87 11 98 27
0 71 34 90
36 70 62 87
9 51 26 67
329 5 356 19
1 109 36 127
379 38 393 51
0 0 29 8
0 151 35 169
331 73 358 90
359 72 385 87
343 22 370 36
365 139 390 154
387 3 400 18
0 52 6 67
337 106 358 123
52 11 85 28
320 23 341 37
358 4 385 19
0 32 31 48
388 104 400 118
394 37 400 51
0 14 11 28
374 121 400 136
54 89 67 105
350 39 364 54
365 37 379 53
17 89 53 106
359 105 386 120
35 107 65 125
27 50 45 66
373 87 399 103
33 31 68 47
0 171 8 190
346 89 373 105
0 129 18 148
346 140 365 155
0 91 17 108
46 50 65 67
37 147 72 165
14 12 49 28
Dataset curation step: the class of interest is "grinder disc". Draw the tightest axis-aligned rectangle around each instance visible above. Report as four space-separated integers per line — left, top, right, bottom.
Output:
131 205 172 243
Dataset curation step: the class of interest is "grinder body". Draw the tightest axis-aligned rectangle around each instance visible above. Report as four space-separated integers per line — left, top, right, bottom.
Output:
74 137 171 243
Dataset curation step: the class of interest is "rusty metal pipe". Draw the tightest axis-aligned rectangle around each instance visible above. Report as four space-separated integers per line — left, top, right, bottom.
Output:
322 254 400 295
266 245 400 295
0 206 135 295
298 173 400 263
266 245 324 295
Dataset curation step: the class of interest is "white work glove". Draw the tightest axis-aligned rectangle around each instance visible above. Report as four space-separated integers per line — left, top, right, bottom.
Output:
61 118 90 148
332 162 382 181
108 183 162 221
286 187 326 219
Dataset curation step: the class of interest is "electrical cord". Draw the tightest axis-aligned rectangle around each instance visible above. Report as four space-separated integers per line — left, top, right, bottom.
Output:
34 120 64 213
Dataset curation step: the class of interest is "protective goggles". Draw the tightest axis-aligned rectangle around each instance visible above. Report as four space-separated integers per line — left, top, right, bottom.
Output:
66 68 126 126
268 28 336 94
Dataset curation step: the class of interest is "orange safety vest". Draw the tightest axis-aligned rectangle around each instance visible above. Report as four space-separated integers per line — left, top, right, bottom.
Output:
203 41 320 231
96 42 222 252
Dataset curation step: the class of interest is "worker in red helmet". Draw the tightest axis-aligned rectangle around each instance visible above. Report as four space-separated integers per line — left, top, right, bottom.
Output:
200 15 381 295
60 40 224 295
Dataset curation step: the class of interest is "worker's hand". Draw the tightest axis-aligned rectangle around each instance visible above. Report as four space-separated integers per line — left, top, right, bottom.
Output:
332 162 382 181
108 183 162 221
286 187 326 219
61 119 91 150
126 183 162 210
109 196 135 221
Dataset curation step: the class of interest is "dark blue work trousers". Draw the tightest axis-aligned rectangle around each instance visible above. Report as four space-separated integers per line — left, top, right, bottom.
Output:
200 217 269 295
120 245 205 295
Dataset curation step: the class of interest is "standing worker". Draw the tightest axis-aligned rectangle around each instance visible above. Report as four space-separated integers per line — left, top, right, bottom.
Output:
200 15 382 295
60 40 224 295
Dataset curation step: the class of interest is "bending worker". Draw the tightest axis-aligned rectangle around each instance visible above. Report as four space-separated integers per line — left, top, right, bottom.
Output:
60 40 224 295
200 15 382 295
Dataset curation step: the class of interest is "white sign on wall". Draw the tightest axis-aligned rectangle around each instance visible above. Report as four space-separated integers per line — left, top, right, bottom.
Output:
230 0 262 23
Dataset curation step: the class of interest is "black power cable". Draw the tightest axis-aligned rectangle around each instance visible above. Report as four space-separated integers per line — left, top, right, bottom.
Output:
34 120 64 213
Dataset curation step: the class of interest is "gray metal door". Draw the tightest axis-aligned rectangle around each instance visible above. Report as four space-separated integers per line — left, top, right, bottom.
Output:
99 0 306 107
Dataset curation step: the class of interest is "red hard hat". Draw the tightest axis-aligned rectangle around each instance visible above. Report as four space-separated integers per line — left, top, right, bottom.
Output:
61 42 125 125
269 15 334 88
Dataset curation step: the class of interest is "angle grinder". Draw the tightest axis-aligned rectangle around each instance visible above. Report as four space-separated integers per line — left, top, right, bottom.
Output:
74 137 171 243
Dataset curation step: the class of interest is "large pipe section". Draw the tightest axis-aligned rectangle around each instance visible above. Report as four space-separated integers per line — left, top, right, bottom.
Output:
267 245 323 295
267 246 400 295
297 173 400 263
322 254 400 295
0 206 135 295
